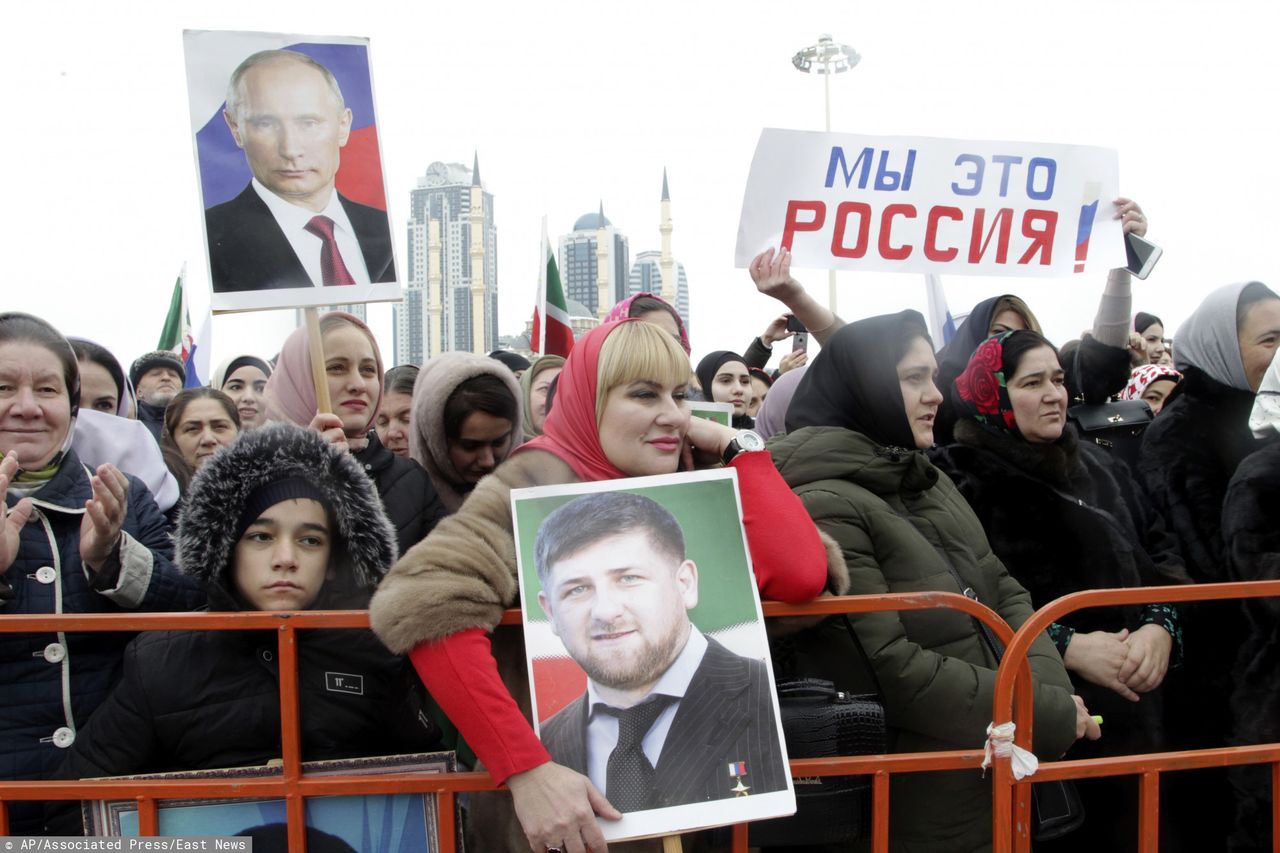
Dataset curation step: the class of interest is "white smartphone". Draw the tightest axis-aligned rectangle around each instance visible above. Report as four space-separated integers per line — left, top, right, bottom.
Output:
1125 232 1163 280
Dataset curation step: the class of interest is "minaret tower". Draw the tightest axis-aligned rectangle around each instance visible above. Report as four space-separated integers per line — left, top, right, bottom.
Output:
468 152 486 354
595 201 611 320
659 168 675 305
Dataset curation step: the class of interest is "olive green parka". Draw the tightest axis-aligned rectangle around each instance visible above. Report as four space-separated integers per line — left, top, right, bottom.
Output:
769 425 1079 853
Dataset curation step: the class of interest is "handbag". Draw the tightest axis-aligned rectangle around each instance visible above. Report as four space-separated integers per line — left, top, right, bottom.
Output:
1065 341 1155 470
1066 399 1153 470
750 615 887 847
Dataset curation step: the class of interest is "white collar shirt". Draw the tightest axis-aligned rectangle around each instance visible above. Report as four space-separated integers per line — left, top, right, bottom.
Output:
584 626 708 796
251 179 372 287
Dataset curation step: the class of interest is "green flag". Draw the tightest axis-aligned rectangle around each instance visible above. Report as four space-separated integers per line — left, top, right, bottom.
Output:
156 275 187 351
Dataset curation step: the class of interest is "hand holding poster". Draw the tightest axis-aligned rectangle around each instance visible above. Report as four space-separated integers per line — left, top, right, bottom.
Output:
735 129 1124 278
513 471 795 842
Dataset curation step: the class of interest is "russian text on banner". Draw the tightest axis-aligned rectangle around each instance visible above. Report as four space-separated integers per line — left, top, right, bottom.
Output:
735 129 1124 279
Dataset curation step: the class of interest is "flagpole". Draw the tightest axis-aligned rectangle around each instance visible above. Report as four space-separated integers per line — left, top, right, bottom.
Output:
538 217 549 357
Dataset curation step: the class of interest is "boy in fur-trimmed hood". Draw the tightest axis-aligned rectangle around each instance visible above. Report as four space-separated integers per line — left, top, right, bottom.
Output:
48 425 439 830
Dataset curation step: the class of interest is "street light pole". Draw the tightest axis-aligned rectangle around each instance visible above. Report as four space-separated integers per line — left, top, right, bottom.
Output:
793 34 859 316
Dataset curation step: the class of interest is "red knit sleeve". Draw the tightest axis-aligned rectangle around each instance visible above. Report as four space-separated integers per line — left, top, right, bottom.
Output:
730 449 827 603
408 627 551 785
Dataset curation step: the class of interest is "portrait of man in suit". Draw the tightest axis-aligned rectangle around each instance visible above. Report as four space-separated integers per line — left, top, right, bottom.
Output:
205 48 396 293
533 491 788 813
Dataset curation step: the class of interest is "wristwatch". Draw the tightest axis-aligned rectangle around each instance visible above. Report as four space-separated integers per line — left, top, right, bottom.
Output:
721 429 766 464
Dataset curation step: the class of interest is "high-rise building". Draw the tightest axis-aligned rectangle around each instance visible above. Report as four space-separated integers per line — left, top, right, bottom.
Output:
628 251 689 332
626 169 690 333
558 205 630 319
393 155 497 366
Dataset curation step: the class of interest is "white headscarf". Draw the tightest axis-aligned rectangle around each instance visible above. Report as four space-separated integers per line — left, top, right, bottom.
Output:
1249 349 1280 438
1173 282 1253 391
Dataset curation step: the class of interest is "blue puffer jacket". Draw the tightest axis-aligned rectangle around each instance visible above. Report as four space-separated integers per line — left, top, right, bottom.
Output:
1 449 204 819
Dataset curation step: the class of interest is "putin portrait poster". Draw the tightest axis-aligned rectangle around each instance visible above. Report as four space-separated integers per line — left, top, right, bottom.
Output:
512 470 796 842
184 30 401 313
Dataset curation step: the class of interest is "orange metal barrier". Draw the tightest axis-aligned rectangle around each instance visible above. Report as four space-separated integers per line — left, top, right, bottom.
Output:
989 579 1280 853
16 583 1278 853
0 592 1036 853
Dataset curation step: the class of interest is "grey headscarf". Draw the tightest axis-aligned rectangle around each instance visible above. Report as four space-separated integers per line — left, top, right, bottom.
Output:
1249 349 1280 438
754 365 808 442
1173 282 1253 390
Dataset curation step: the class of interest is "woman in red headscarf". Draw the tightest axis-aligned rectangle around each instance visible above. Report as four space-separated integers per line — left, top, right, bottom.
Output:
370 319 833 853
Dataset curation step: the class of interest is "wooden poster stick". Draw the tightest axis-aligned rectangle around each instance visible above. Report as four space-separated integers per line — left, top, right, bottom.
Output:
304 307 333 414
661 835 683 853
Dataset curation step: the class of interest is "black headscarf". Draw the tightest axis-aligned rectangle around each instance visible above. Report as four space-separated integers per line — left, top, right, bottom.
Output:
933 294 1041 444
695 350 755 427
786 310 931 449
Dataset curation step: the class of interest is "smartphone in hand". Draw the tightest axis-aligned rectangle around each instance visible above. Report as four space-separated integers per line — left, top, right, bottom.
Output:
1125 232 1162 280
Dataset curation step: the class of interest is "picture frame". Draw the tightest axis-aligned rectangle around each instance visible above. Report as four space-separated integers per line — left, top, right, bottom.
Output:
511 470 795 842
183 29 402 314
688 401 734 426
84 751 458 852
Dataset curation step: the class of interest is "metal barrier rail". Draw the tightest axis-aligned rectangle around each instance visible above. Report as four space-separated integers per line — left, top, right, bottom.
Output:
0 592 1035 853
989 579 1280 853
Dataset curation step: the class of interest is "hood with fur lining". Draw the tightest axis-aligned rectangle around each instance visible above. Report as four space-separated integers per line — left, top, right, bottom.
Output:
176 423 397 608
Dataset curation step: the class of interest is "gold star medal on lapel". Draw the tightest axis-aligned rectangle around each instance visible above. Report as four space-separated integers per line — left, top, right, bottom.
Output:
728 761 750 796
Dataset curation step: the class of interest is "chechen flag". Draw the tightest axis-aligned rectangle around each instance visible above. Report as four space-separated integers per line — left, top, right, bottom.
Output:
156 267 212 388
530 222 574 357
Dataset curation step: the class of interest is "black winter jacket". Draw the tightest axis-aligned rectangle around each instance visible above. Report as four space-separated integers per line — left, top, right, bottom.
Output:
1139 366 1261 584
354 432 446 555
932 422 1190 754
1 450 203 785
1223 438 1280 746
1222 438 1280 850
55 625 437 779
1138 366 1261 750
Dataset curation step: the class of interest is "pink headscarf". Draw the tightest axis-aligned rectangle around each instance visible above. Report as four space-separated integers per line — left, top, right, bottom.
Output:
263 312 384 438
603 292 690 355
516 321 634 482
1119 363 1182 402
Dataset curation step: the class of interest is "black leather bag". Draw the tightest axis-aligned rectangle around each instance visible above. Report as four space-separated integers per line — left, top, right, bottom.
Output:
1031 777 1087 841
751 616 887 847
1067 399 1153 469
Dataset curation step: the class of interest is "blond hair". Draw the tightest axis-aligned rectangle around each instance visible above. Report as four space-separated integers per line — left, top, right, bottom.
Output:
595 321 691 426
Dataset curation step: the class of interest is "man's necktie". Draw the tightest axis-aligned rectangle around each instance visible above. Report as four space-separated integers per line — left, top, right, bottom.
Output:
304 215 356 286
602 696 676 812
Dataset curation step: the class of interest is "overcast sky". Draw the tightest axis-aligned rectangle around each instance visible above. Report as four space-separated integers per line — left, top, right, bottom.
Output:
4 0 1277 373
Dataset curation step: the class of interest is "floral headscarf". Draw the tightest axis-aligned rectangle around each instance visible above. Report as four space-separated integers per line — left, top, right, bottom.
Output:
1118 363 1182 403
951 332 1018 434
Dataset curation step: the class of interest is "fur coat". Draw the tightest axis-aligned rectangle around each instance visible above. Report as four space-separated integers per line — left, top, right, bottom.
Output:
1222 439 1280 850
1138 366 1261 753
931 420 1190 755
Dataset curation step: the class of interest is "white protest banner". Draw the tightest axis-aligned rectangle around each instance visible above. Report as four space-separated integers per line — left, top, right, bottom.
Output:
735 129 1124 279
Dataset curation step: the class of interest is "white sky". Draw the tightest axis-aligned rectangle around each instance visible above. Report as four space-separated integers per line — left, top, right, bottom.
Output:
4 0 1278 373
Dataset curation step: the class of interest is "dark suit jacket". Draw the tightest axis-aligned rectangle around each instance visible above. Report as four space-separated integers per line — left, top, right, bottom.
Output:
205 183 396 292
539 636 788 809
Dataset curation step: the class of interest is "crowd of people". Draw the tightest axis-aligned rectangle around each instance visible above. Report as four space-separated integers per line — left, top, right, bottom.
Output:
2 197 1279 852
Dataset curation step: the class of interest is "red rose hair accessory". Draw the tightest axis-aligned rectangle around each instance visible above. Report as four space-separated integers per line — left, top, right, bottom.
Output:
951 332 1019 434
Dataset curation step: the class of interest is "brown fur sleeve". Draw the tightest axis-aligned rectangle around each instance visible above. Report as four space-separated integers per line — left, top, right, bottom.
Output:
368 451 577 654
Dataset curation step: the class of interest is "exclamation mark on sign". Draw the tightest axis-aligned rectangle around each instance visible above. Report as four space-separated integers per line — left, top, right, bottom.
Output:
1075 182 1101 273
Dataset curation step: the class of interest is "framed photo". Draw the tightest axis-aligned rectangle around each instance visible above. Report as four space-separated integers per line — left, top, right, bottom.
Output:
688 401 734 426
84 752 457 852
512 470 795 842
183 30 401 314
